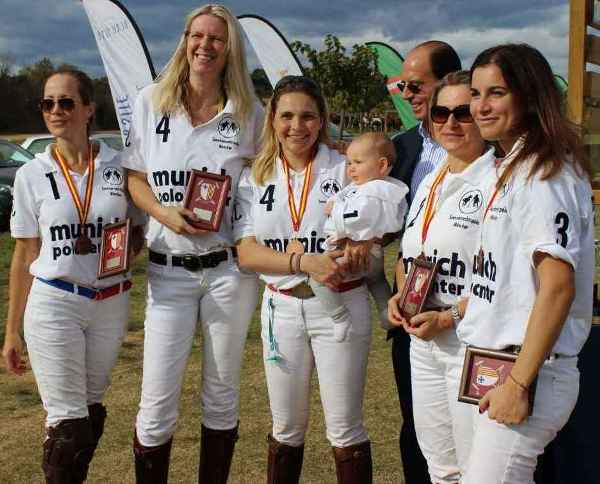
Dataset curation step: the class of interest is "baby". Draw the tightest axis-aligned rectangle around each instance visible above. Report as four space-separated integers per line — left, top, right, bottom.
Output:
311 132 409 341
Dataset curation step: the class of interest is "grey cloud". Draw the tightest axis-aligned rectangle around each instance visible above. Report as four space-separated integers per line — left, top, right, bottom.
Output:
1 0 570 77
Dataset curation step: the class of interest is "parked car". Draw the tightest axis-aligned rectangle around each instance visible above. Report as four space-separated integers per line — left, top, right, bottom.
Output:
21 131 123 154
0 139 34 232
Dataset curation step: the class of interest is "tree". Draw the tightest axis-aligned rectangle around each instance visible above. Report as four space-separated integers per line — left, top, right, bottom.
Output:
251 68 272 101
291 34 388 136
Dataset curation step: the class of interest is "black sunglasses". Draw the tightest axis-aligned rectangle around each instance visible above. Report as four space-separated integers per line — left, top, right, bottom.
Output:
39 98 77 113
397 80 423 95
430 104 474 124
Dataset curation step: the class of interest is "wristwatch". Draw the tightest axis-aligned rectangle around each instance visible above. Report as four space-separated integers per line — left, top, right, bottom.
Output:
450 304 462 327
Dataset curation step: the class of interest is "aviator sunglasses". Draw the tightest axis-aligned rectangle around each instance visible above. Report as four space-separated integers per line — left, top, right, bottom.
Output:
39 98 77 113
430 104 474 124
396 80 423 94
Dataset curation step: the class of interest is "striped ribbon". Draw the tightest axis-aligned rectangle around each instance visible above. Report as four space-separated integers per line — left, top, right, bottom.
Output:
53 144 95 228
282 152 314 234
421 164 449 250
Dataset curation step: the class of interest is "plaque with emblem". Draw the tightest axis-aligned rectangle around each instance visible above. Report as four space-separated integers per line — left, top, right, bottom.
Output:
397 256 438 320
458 346 537 414
98 219 131 279
183 170 231 231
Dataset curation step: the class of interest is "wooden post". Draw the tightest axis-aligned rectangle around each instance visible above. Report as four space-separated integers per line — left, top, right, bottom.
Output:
567 0 589 126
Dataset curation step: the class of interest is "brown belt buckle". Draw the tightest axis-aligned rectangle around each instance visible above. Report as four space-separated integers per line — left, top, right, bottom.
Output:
290 281 315 299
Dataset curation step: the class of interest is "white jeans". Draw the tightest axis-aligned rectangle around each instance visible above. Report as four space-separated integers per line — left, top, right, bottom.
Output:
410 331 473 483
135 260 257 447
24 278 129 427
461 356 579 484
261 284 371 448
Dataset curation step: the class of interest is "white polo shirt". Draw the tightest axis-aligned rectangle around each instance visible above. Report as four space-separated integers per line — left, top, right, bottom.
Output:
324 176 409 242
234 144 347 289
122 84 264 254
457 151 594 356
401 148 496 308
10 143 139 288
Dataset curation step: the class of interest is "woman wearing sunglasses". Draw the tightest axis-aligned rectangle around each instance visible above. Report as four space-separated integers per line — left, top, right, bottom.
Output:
235 75 373 483
388 71 496 483
3 68 144 483
122 5 264 482
457 44 593 483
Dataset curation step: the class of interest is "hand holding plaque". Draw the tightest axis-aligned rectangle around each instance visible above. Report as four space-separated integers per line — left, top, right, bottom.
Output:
397 256 438 321
98 219 131 279
458 346 537 415
183 170 231 231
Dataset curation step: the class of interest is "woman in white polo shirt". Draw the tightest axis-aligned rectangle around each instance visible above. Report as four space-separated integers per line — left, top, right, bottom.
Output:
235 76 373 484
123 5 263 482
387 71 496 482
3 69 143 484
459 43 593 483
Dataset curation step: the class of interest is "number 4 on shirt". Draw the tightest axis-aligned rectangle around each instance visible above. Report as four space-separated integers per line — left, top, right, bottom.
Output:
260 184 275 211
156 116 170 143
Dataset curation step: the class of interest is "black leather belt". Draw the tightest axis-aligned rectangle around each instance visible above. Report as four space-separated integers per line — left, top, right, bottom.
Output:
149 248 237 271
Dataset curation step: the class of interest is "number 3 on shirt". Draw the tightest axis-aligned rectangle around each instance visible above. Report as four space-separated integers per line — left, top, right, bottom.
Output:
555 212 569 248
156 116 170 143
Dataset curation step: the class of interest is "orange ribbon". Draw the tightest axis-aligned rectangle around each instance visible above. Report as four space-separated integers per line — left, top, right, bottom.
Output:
282 153 314 234
53 144 95 228
421 164 449 248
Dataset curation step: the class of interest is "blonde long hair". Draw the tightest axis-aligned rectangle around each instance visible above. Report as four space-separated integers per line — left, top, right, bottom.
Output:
252 76 331 185
152 4 256 124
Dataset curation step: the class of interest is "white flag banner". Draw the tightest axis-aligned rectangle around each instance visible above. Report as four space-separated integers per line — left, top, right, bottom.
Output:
238 14 303 88
81 0 155 143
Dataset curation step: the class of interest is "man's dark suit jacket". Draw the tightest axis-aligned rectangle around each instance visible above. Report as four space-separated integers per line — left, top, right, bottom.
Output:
390 125 423 192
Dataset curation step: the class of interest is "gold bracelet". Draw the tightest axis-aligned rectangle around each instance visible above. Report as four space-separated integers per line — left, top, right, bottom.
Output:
508 372 528 392
288 252 296 274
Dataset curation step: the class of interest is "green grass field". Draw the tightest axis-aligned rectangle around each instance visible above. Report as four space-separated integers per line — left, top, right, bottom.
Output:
0 233 406 483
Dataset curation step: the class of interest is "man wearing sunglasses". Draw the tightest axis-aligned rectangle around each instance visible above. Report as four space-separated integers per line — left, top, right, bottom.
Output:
387 40 461 484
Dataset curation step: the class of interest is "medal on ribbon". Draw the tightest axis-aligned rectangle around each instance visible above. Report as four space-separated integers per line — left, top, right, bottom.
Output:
54 144 95 255
282 153 314 254
397 165 448 320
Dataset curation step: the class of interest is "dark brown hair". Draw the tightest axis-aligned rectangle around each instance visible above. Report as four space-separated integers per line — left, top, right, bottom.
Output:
43 69 96 133
44 69 95 105
471 43 590 187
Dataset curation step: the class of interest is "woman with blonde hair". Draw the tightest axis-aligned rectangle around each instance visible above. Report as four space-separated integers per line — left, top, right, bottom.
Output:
235 75 374 483
123 4 264 483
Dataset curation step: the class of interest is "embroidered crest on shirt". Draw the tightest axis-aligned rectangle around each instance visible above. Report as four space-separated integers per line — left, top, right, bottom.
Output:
459 189 483 214
320 179 341 198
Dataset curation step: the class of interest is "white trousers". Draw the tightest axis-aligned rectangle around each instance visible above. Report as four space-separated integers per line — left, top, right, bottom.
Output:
461 356 579 484
135 260 257 447
24 278 129 427
410 331 473 483
261 284 371 448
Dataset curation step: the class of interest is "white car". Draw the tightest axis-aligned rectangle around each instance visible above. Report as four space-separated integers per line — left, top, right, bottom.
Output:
21 132 123 154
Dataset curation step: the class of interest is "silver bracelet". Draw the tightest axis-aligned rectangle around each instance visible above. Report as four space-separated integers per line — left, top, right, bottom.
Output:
450 304 462 327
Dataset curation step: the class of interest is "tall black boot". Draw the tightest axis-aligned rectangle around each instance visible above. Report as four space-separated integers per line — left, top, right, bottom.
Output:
133 431 173 484
42 417 95 484
198 424 238 483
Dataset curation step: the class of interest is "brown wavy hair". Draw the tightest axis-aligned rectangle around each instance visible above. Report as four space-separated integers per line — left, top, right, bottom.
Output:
470 43 590 188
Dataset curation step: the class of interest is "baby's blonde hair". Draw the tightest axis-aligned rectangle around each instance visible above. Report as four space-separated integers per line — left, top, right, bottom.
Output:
350 132 396 169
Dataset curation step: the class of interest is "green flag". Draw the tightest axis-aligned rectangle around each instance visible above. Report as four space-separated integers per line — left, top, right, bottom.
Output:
366 41 418 130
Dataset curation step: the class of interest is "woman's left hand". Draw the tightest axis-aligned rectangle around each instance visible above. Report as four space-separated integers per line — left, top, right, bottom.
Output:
405 310 451 341
341 239 373 275
479 378 529 425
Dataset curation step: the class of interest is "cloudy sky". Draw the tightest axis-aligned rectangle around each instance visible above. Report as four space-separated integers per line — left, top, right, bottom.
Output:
1 0 573 79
